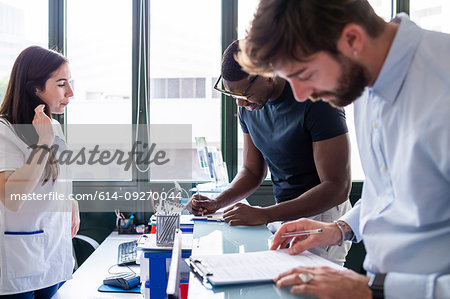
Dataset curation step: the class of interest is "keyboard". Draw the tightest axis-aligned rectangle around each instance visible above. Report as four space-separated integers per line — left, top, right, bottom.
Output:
117 240 137 266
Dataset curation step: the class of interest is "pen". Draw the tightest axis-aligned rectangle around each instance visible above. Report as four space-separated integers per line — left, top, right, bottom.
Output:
192 218 224 222
192 216 225 222
196 184 204 217
124 215 134 228
206 217 224 222
282 228 323 238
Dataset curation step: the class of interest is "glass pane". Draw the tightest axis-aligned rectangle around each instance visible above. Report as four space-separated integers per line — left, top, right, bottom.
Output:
66 0 132 181
0 0 48 105
410 0 450 33
368 0 393 21
66 0 132 125
238 0 260 38
345 105 365 180
237 0 260 171
149 0 221 181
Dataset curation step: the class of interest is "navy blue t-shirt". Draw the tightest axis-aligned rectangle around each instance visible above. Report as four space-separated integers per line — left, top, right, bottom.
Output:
239 84 348 203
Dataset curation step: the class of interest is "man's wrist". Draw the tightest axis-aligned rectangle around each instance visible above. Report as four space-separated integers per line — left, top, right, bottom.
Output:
212 195 229 211
260 207 272 224
334 220 355 246
211 198 222 211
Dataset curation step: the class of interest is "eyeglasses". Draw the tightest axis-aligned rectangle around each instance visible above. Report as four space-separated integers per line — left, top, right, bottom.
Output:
213 75 259 100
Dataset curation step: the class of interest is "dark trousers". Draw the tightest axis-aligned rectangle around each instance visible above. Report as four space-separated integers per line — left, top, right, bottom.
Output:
0 284 59 299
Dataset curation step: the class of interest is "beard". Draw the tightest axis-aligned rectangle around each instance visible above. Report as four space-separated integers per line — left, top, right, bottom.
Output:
311 53 371 108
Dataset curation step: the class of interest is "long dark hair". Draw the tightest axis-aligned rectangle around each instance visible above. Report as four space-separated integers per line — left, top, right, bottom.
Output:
0 46 68 184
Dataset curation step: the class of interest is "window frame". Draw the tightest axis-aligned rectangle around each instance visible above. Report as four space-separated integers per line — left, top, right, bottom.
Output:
49 0 407 196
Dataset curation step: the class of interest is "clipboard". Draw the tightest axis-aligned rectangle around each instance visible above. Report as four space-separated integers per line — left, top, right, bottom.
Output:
187 249 345 286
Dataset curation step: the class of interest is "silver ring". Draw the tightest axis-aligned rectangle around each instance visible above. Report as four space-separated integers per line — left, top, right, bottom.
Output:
298 272 313 284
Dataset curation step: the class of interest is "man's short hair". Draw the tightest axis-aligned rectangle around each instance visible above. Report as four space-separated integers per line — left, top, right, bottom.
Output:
238 0 384 75
221 40 249 82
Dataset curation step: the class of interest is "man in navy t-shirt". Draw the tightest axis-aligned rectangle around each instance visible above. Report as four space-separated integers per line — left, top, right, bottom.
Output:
188 40 352 264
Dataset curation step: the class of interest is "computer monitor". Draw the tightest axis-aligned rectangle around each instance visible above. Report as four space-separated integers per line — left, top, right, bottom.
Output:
166 229 182 299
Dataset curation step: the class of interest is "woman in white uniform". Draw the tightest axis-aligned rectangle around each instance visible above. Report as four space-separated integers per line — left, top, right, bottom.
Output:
0 46 79 298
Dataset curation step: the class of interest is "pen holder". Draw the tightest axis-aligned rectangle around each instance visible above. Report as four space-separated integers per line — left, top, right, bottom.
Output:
117 218 138 234
156 213 180 246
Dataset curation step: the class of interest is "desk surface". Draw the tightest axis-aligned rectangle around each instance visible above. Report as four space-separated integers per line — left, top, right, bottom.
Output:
187 221 312 299
54 207 312 298
53 232 141 299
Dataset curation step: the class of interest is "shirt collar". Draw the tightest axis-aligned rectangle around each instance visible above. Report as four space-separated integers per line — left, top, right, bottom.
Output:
371 14 423 103
267 82 290 106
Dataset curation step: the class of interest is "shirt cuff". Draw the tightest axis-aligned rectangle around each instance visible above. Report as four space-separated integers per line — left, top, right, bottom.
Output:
339 200 362 242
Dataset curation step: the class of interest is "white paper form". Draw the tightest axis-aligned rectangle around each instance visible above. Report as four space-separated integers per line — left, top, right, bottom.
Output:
189 248 345 286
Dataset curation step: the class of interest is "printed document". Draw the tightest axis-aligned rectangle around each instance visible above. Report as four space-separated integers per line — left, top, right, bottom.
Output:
189 249 345 285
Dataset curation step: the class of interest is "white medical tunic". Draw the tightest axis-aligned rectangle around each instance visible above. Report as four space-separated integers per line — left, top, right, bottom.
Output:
0 119 73 295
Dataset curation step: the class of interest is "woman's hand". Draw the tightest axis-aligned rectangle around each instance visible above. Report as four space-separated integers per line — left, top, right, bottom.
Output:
32 104 54 145
71 200 80 238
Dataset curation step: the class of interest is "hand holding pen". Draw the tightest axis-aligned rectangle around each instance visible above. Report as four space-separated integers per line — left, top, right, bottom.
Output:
271 218 343 255
188 191 219 216
282 228 323 237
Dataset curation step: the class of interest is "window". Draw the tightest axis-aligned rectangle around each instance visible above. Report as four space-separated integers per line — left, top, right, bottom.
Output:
410 0 450 33
44 0 405 185
369 0 393 21
149 0 221 181
66 0 132 181
237 0 260 171
344 105 364 180
0 0 48 104
150 78 206 99
66 0 132 125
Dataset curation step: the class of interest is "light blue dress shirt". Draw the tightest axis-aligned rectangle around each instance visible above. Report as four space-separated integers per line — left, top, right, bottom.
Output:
341 14 450 299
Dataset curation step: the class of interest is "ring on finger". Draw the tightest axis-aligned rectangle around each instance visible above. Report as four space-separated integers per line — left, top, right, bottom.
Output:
298 272 314 284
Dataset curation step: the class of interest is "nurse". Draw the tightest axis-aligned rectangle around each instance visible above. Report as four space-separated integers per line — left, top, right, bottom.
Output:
0 46 79 298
